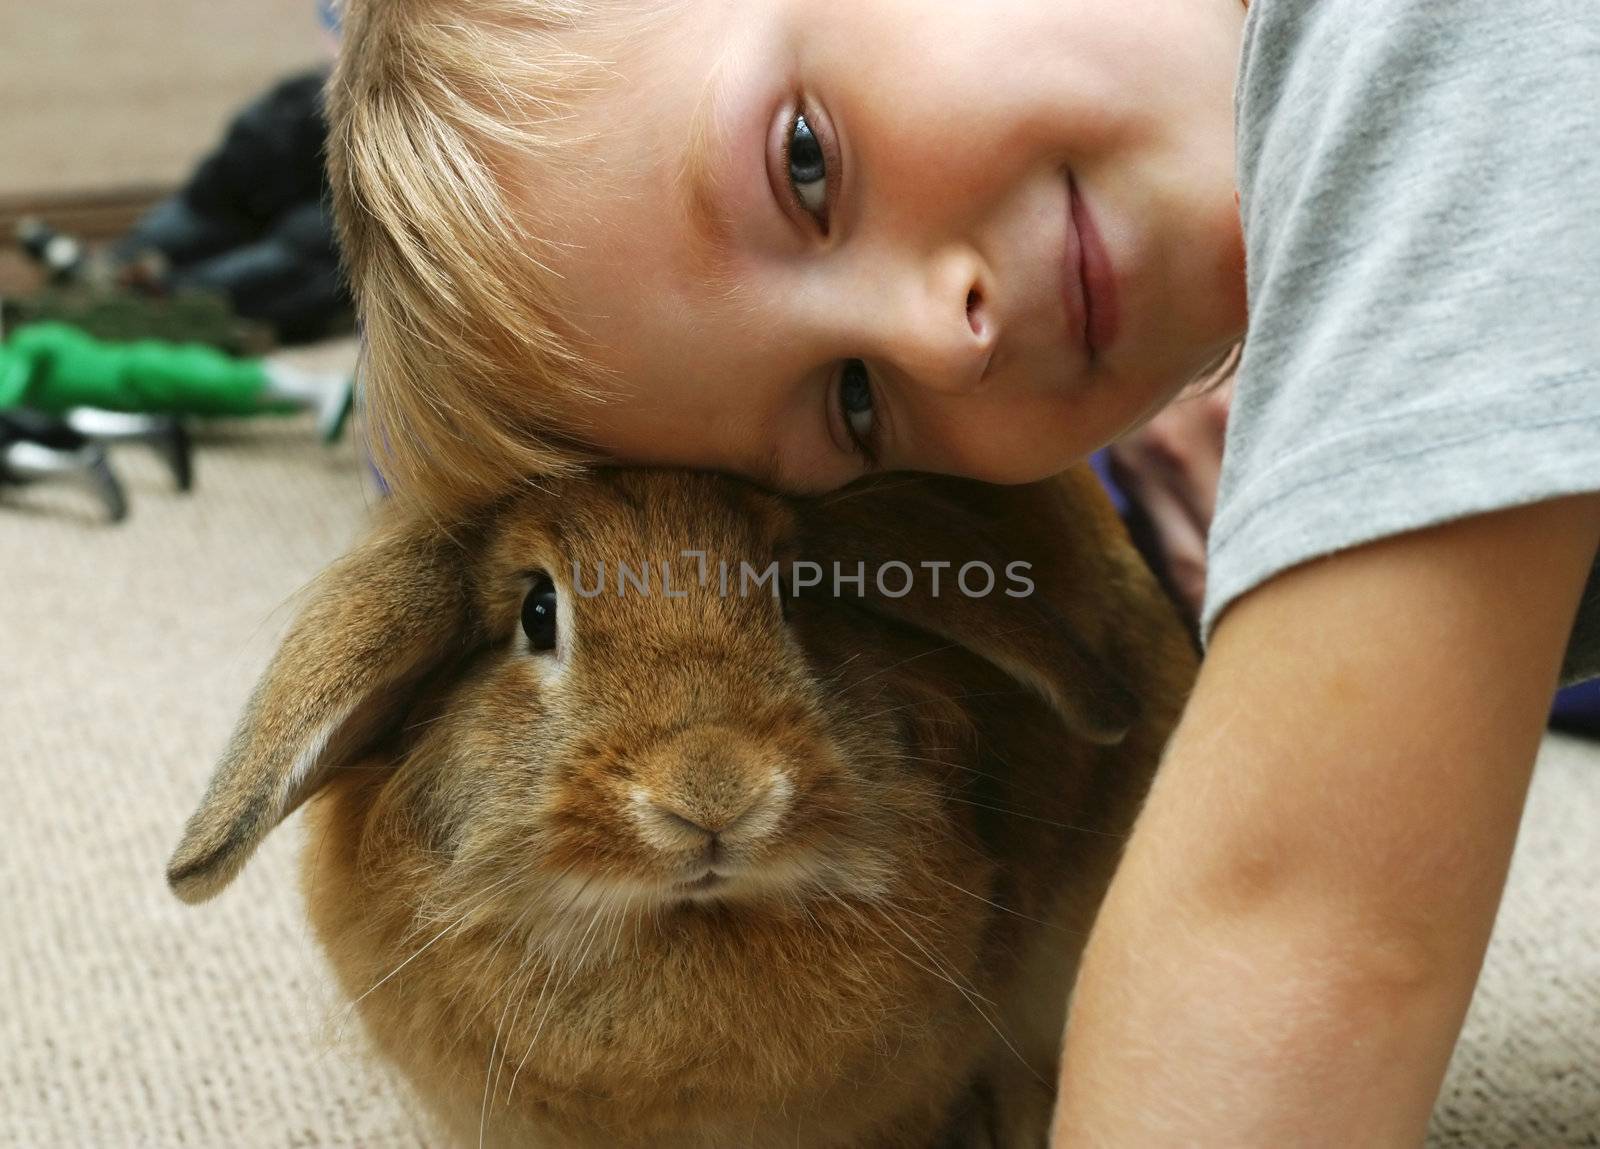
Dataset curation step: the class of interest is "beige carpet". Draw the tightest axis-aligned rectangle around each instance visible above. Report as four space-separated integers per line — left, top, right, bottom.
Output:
2 347 1597 1145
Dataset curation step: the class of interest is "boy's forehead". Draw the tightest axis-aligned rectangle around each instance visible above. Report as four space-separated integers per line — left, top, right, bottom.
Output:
535 3 759 239
515 15 773 379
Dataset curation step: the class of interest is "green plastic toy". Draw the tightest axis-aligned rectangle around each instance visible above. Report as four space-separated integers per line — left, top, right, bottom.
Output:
0 322 353 443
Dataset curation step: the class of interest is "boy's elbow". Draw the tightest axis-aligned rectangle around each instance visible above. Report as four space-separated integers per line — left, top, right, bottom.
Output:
1171 835 1478 1021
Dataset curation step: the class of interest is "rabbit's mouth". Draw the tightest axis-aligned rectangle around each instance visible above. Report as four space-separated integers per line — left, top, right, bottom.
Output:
652 844 884 909
526 837 893 923
672 869 729 896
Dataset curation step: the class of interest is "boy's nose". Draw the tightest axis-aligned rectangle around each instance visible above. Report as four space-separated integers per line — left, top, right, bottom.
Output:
872 247 996 396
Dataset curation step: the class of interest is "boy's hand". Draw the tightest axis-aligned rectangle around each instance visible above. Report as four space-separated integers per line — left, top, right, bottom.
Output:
1051 493 1600 1147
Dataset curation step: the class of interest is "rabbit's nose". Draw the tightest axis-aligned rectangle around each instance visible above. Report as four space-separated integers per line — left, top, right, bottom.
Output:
653 806 732 839
634 776 788 851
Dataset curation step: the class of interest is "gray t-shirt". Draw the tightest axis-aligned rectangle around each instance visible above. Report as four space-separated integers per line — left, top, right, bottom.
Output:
1202 0 1600 685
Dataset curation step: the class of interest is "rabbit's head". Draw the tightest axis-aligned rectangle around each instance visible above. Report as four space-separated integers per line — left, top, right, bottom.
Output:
168 469 1151 916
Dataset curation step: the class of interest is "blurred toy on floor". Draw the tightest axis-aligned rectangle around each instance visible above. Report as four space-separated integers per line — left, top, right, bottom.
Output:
0 409 146 523
0 320 350 522
1 62 360 524
9 222 275 357
16 69 349 347
1 322 351 443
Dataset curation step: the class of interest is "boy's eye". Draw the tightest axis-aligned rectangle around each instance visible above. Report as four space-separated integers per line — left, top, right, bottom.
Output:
839 360 875 454
786 112 830 227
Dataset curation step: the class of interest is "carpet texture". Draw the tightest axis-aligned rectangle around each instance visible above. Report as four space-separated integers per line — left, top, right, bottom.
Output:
2 352 1596 1145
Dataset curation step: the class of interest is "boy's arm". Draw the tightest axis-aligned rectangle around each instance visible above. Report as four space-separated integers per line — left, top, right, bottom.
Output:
1050 492 1600 1147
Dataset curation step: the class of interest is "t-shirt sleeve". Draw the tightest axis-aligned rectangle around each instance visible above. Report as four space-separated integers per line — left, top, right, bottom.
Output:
1202 0 1600 683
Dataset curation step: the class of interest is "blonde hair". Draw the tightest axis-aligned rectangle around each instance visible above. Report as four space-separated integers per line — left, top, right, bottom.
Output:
326 0 622 517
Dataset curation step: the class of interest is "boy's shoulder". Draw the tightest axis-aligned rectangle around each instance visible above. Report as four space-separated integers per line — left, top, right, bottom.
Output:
1240 0 1592 117
1208 0 1600 677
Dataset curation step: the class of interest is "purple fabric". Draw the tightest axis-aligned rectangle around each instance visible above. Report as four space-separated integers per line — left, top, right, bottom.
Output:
1088 448 1129 516
1552 679 1600 736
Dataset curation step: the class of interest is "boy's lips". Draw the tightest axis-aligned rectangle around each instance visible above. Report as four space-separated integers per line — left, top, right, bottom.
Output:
1065 174 1121 358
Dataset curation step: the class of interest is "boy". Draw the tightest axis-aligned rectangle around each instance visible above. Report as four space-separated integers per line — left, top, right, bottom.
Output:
325 0 1600 1141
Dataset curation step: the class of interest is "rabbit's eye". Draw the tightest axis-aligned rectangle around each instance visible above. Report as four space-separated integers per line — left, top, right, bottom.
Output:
521 573 558 652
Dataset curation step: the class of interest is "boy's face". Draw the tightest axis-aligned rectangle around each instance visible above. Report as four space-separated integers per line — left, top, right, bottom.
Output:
538 0 1248 492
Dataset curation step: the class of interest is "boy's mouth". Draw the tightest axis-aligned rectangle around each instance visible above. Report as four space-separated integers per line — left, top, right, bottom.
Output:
1066 174 1122 360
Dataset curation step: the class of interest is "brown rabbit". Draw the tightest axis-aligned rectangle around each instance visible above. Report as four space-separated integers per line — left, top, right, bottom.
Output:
167 467 1195 1148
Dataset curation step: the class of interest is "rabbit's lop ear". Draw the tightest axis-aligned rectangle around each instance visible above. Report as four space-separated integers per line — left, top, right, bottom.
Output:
167 514 477 904
802 476 1140 745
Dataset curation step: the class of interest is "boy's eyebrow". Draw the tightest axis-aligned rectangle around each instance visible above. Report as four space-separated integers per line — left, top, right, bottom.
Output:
677 52 742 281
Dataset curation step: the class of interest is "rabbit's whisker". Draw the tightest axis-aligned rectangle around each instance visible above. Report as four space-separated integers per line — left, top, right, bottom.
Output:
851 689 1025 725
488 873 594 1116
459 896 544 1034
506 881 607 1099
822 641 965 693
824 616 1054 695
460 908 540 1081
432 863 572 1050
479 950 523 1147
895 751 1116 831
500 910 555 1108
822 890 980 1007
507 947 560 1099
867 896 998 1008
813 649 865 688
928 875 1089 939
509 896 608 1094
505 891 629 1108
938 795 1123 838
400 698 487 733
857 895 1048 1088
608 889 636 966
343 868 523 1028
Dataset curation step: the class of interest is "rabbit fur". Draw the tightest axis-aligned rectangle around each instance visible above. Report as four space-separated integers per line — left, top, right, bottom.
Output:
168 467 1196 1148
